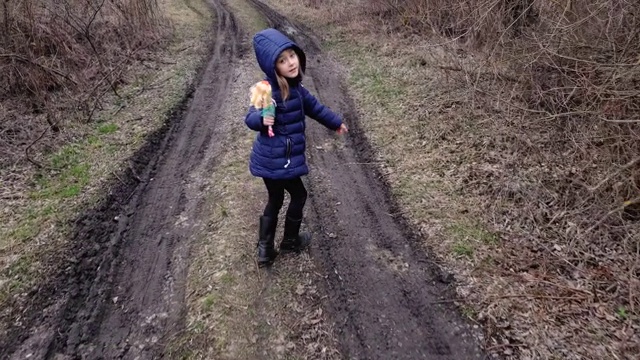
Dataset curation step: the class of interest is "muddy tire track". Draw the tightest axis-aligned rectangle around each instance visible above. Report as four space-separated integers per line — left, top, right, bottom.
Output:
248 1 487 359
0 1 240 359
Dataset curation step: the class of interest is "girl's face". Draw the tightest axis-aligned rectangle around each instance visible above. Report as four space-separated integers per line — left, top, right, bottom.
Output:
276 49 299 78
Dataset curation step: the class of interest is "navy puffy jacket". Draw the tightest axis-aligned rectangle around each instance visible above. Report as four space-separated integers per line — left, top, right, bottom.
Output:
245 29 343 179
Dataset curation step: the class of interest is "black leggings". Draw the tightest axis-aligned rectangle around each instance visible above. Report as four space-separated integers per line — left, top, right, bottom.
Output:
263 177 307 220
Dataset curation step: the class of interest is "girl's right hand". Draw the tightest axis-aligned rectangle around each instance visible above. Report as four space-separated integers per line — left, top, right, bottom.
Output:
263 117 274 126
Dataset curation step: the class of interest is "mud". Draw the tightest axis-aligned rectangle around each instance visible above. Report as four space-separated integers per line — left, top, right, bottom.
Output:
1 0 487 359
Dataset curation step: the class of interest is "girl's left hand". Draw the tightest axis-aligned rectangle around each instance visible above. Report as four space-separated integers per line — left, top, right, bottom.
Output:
337 123 349 135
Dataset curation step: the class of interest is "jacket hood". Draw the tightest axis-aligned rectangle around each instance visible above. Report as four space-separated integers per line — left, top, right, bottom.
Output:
252 28 307 83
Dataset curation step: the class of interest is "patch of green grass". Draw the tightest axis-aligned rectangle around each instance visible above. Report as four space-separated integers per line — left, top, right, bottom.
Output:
220 272 235 285
50 144 81 169
447 221 499 259
191 319 206 334
87 135 102 147
327 37 405 101
2 254 38 295
461 305 476 319
7 219 39 244
41 204 56 216
69 163 90 179
616 306 628 320
202 293 218 312
59 184 82 198
447 221 499 245
357 66 406 102
445 220 500 258
2 204 61 248
342 49 407 118
324 35 362 58
97 123 119 134
452 242 474 258
32 147 91 201
219 204 229 218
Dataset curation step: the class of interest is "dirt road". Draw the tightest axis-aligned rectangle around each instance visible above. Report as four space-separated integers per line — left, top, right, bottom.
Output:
1 1 485 359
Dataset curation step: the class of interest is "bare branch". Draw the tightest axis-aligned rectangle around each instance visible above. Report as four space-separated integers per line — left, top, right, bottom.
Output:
0 53 77 85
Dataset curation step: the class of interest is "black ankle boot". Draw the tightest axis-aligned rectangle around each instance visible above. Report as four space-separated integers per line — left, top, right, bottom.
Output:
257 216 278 266
280 217 311 253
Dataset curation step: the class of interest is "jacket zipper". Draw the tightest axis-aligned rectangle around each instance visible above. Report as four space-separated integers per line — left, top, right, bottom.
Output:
284 137 292 168
284 88 302 169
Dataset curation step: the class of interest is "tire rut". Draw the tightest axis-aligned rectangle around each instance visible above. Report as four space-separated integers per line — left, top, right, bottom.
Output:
247 1 487 359
1 1 240 359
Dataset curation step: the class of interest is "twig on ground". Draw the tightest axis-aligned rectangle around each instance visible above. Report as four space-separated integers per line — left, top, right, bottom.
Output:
589 156 640 192
128 164 142 183
586 196 640 234
112 171 127 185
25 128 49 169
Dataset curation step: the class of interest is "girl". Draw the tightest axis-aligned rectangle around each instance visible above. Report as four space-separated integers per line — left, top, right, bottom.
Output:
245 28 348 267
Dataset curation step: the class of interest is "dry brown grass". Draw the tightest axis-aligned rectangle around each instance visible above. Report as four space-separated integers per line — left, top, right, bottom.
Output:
262 0 639 358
